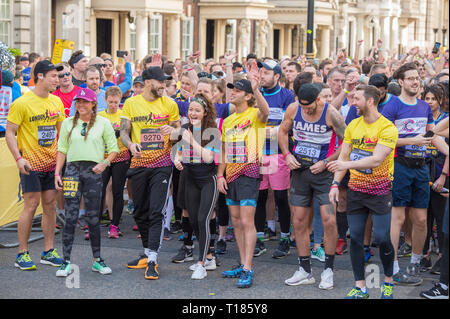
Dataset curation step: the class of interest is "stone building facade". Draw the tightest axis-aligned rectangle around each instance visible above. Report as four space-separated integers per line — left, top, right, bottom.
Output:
1 0 448 63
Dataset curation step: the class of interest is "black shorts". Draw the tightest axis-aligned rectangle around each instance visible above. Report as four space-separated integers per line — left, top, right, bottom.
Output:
289 168 333 207
20 170 55 194
226 175 260 202
347 190 393 215
340 171 350 189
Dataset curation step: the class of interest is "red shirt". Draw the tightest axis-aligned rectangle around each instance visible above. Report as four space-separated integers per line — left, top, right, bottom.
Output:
52 86 81 117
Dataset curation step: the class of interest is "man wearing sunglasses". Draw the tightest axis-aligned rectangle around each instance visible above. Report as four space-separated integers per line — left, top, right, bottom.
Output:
52 63 81 117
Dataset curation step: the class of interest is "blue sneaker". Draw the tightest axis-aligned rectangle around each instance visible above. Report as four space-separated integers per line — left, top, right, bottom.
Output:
345 286 369 299
40 248 63 267
222 264 244 278
127 200 134 214
15 251 37 270
380 282 394 299
237 268 254 288
364 247 372 264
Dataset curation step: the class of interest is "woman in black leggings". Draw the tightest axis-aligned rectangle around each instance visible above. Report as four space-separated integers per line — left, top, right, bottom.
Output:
174 94 220 280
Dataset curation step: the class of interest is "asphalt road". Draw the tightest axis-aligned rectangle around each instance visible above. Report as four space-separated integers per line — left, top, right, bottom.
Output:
0 209 441 301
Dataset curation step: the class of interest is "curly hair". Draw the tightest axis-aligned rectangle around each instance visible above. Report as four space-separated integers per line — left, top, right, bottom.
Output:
188 93 217 147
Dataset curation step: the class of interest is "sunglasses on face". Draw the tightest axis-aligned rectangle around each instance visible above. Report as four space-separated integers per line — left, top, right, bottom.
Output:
94 64 107 69
81 122 87 137
58 72 71 78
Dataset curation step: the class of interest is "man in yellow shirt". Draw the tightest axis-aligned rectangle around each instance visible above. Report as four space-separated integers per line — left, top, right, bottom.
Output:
5 60 65 271
327 85 399 299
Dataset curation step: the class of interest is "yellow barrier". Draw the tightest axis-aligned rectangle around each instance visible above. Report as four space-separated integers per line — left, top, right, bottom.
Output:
0 138 42 227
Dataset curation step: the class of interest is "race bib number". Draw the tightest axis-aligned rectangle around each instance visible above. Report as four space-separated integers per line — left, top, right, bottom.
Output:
140 128 164 151
426 144 438 158
38 125 57 147
294 141 321 163
267 108 284 126
226 141 247 163
182 146 202 164
350 148 373 174
404 145 427 159
63 177 79 199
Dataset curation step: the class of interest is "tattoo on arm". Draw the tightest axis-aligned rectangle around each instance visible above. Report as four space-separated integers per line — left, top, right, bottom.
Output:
325 204 335 215
120 118 132 148
329 108 347 141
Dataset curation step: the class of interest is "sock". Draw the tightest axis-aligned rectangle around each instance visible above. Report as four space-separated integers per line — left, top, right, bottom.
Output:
281 232 289 239
360 286 367 293
257 232 265 240
299 256 311 273
79 209 86 217
411 253 422 264
267 220 275 232
144 248 151 257
393 260 399 275
57 209 65 216
325 254 335 270
440 283 448 290
147 251 158 263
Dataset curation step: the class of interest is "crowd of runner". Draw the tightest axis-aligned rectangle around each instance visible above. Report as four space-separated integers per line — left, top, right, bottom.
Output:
0 38 449 299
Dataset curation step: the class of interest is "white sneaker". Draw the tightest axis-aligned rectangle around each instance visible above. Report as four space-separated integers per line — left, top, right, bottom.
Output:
285 267 315 286
319 268 334 290
189 257 217 271
191 264 207 280
56 261 72 277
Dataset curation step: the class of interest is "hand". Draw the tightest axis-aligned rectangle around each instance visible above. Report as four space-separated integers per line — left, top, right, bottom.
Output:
123 52 132 63
345 73 360 91
377 39 383 49
285 153 301 170
357 40 363 47
181 128 192 143
441 192 449 198
409 46 419 57
150 53 162 68
180 88 193 99
432 175 446 193
326 160 349 173
412 134 434 147
130 143 142 158
174 156 183 171
309 160 326 175
329 186 339 204
17 158 31 175
218 177 228 195
225 51 238 64
247 60 260 92
92 162 107 175
160 125 174 137
55 175 63 191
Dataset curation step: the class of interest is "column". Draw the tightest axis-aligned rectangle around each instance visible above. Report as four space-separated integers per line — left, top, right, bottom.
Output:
390 16 399 56
356 15 365 56
285 25 293 57
320 26 330 60
135 11 149 61
380 16 391 51
215 20 226 61
199 18 207 62
167 14 181 61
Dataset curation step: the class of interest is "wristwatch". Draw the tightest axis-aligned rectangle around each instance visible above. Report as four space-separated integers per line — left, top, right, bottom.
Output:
323 158 328 165
331 180 340 187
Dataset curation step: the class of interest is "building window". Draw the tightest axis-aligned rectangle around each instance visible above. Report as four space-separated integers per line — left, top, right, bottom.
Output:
182 17 194 60
129 22 136 61
225 19 236 54
0 0 12 46
149 14 162 54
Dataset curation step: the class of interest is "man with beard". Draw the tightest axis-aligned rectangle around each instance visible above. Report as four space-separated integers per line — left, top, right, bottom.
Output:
382 62 449 286
120 67 180 280
327 85 398 299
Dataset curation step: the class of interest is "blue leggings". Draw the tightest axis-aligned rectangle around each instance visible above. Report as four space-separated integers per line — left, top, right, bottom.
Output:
347 212 394 281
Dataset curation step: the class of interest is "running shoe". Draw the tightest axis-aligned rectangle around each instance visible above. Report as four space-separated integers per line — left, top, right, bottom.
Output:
272 238 290 259
420 282 449 299
253 238 267 257
345 287 369 299
380 282 394 299
172 245 194 263
108 225 120 239
311 246 325 262
145 261 159 280
127 254 147 269
170 220 182 234
393 270 423 286
84 229 90 241
189 257 217 271
237 268 254 288
132 224 139 231
163 228 172 241
191 263 207 280
222 264 244 278
225 227 235 242
290 239 297 248
92 258 112 275
15 251 37 271
406 263 421 277
216 239 227 255
127 200 134 214
430 257 441 275
364 247 372 264
40 248 63 267
319 268 334 290
397 242 412 258
264 229 277 241
335 238 347 255
285 267 315 286
419 257 432 272
56 261 72 277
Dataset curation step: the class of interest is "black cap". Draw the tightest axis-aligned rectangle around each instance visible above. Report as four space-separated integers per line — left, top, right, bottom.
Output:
227 79 253 94
133 75 145 85
20 56 29 61
369 73 389 88
34 60 64 77
297 83 322 105
142 67 172 81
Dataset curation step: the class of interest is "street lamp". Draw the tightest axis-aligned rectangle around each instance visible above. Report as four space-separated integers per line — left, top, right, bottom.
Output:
306 0 315 61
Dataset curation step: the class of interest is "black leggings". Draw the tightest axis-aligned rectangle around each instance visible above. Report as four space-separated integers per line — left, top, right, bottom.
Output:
217 192 229 227
255 189 291 234
101 160 130 227
172 168 182 221
185 174 219 262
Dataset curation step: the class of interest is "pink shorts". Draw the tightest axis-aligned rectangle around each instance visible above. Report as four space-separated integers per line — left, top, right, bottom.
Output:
259 154 291 191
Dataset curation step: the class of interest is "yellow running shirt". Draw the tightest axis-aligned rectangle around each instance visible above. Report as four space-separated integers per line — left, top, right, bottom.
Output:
344 115 398 195
7 90 65 172
98 109 130 163
222 107 266 183
121 95 179 168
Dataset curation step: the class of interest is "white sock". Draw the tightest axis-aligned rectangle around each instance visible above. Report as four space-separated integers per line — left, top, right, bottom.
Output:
411 253 422 264
440 283 448 290
79 209 86 217
393 260 399 275
267 220 275 232
360 286 367 293
164 196 174 229
257 232 265 239
57 209 65 216
147 251 158 263
281 232 289 239
144 248 151 257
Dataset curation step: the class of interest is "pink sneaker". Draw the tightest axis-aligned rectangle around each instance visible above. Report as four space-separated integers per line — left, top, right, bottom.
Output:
108 225 119 239
132 225 138 231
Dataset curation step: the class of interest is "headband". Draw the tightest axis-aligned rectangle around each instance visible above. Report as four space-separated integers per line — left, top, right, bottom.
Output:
190 97 208 111
71 54 86 67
